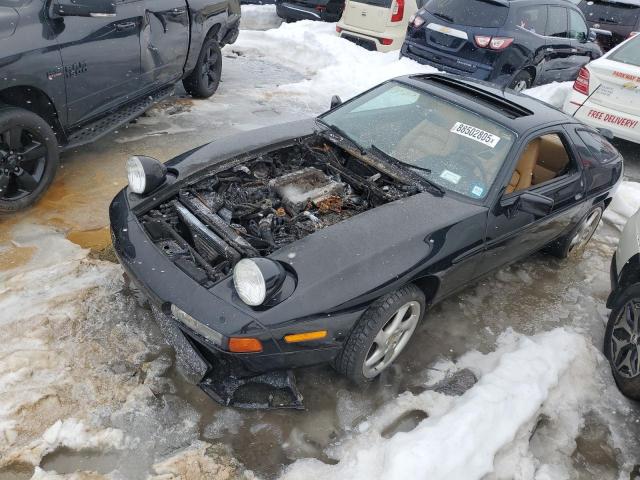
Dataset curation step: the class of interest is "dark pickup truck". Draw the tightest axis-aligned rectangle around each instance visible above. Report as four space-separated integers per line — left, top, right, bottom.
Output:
0 0 240 213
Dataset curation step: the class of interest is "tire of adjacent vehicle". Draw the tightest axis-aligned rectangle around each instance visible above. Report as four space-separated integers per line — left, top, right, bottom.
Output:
509 71 533 92
0 107 59 213
182 38 222 99
547 204 604 259
604 283 640 400
335 284 426 384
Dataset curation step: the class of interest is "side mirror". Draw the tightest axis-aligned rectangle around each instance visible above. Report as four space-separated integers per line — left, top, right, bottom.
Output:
597 128 615 140
330 95 342 109
53 0 116 17
515 191 554 216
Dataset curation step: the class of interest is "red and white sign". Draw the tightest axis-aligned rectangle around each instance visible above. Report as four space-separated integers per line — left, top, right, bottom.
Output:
586 109 639 129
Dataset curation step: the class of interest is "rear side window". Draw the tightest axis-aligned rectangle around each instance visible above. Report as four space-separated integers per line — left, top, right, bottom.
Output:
546 6 569 38
609 35 640 66
579 0 640 26
424 0 509 27
577 129 620 163
568 9 589 41
514 5 548 34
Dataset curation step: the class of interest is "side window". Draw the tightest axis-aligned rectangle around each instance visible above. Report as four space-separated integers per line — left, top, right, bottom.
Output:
506 133 575 195
577 129 620 163
515 5 548 34
545 6 569 38
568 9 588 41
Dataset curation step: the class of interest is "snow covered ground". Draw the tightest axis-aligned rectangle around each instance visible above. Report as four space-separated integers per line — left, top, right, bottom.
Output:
1 9 639 480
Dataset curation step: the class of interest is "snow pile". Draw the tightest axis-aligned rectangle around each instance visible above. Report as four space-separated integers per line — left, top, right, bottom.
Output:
604 180 640 230
241 5 282 31
281 329 608 480
523 82 573 109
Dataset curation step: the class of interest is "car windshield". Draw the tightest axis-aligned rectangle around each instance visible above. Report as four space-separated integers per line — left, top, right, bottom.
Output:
424 0 509 27
609 35 640 66
320 82 516 200
579 0 640 26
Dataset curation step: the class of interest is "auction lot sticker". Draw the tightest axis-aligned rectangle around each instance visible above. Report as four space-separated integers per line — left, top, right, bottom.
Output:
450 122 501 148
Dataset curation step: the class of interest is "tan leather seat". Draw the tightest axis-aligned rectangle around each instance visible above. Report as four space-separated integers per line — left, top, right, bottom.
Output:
532 134 570 185
506 138 540 194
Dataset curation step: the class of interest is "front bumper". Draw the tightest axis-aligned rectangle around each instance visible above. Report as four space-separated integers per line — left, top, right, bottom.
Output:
109 189 347 378
275 2 340 22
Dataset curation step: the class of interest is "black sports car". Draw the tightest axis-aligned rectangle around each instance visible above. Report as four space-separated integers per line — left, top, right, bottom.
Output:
110 74 623 408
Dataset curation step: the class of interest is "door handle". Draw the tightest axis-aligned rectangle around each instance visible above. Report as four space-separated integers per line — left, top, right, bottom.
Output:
545 47 554 53
169 7 187 15
116 21 137 31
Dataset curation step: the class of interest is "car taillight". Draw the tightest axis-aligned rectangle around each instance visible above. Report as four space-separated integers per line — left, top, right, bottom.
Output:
380 38 393 45
573 67 590 95
630 31 639 38
411 15 425 28
336 25 343 33
391 0 404 22
474 35 513 50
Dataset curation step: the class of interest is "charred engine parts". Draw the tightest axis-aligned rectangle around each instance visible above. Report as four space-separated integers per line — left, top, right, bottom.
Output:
142 138 419 286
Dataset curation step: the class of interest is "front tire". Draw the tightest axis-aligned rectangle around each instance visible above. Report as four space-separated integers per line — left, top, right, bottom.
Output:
182 38 222 99
335 284 425 384
548 205 603 259
0 107 59 213
604 284 640 400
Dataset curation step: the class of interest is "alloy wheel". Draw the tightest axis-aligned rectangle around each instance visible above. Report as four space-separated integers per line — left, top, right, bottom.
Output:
568 208 602 256
512 80 529 93
0 126 47 202
201 46 220 90
362 300 421 378
610 300 640 379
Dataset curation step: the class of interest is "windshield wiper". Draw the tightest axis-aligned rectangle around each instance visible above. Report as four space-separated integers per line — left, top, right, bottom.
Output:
370 145 445 196
320 122 368 156
432 12 455 23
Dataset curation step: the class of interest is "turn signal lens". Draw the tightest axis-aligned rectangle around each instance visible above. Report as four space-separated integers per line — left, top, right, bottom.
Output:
573 67 590 95
228 337 263 353
284 330 328 343
474 35 491 48
489 37 513 50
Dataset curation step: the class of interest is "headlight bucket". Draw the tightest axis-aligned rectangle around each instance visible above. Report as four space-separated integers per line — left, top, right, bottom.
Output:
127 155 167 195
233 258 286 307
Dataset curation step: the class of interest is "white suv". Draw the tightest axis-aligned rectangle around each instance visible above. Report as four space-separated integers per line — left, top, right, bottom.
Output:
336 0 419 52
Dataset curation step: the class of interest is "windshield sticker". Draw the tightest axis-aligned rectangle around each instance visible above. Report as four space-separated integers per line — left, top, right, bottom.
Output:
471 184 485 198
440 170 461 184
450 122 501 148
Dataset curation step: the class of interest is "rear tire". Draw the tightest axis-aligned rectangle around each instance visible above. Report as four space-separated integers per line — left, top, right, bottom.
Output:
183 38 222 99
547 205 603 259
509 71 533 92
604 283 640 400
335 284 425 384
0 107 59 213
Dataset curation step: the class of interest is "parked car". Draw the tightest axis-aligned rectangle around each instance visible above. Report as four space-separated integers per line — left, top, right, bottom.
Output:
110 73 622 408
578 0 640 51
400 0 603 91
606 208 640 400
336 0 419 52
563 33 640 144
275 0 344 22
0 0 240 214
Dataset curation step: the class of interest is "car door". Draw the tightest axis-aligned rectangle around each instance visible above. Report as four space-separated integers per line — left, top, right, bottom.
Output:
542 5 574 83
565 8 593 79
53 0 144 126
141 0 190 88
479 129 588 276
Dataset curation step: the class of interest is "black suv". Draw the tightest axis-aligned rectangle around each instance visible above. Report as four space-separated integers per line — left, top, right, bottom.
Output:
578 0 640 51
401 0 602 92
0 0 240 213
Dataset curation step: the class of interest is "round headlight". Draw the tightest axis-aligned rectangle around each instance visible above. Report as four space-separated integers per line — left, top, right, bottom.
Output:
233 258 286 307
126 155 167 195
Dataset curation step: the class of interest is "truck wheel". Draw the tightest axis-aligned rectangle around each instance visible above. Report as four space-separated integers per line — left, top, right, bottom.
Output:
547 205 603 259
604 283 640 400
335 284 425 384
0 107 59 213
183 38 222 99
509 71 533 92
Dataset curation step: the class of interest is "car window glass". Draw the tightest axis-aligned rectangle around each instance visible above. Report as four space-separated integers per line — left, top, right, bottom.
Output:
506 133 574 195
568 9 588 41
545 6 568 38
321 82 516 200
609 35 640 67
424 0 509 27
579 0 640 27
515 5 547 34
577 129 619 163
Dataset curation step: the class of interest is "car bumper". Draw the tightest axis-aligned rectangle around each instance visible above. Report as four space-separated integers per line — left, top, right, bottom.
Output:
337 26 405 52
275 2 340 22
109 189 344 378
564 91 640 144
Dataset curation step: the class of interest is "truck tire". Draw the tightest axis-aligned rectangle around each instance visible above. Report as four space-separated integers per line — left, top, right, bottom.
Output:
183 38 222 99
0 107 59 213
335 284 425 384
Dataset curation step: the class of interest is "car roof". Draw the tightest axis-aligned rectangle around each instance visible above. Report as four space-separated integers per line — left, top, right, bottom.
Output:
395 73 575 136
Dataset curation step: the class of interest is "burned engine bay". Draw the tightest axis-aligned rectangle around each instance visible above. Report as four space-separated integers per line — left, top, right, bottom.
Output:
141 138 421 286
